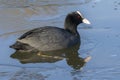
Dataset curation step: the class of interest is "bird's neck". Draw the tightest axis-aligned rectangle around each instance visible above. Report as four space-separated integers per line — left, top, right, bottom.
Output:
64 22 78 35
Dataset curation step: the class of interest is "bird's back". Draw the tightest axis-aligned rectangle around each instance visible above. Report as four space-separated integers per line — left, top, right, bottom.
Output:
17 26 80 51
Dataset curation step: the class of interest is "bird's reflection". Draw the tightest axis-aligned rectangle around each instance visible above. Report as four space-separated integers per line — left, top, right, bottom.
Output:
10 43 91 69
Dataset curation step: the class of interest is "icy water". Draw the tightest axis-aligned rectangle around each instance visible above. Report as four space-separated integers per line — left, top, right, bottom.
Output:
0 0 120 80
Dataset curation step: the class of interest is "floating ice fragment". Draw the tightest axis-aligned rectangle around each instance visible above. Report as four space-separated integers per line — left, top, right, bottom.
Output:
110 54 117 57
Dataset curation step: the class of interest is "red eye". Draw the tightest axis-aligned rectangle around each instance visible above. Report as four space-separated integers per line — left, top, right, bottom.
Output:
77 16 80 19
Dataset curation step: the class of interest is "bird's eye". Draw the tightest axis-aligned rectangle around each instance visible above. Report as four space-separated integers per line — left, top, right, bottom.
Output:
77 15 81 19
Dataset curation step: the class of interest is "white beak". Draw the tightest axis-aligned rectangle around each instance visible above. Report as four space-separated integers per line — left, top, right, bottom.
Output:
82 18 91 24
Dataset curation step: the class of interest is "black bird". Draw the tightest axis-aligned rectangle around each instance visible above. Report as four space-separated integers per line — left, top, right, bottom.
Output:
10 11 90 52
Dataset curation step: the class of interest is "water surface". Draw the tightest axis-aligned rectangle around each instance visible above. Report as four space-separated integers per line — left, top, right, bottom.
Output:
0 0 120 80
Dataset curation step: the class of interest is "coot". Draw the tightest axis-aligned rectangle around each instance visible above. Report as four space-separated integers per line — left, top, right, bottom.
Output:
10 11 90 51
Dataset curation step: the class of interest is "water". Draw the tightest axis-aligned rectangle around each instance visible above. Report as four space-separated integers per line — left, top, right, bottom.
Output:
0 0 120 80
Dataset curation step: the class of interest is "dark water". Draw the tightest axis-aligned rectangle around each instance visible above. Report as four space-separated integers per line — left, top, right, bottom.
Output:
0 0 120 80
